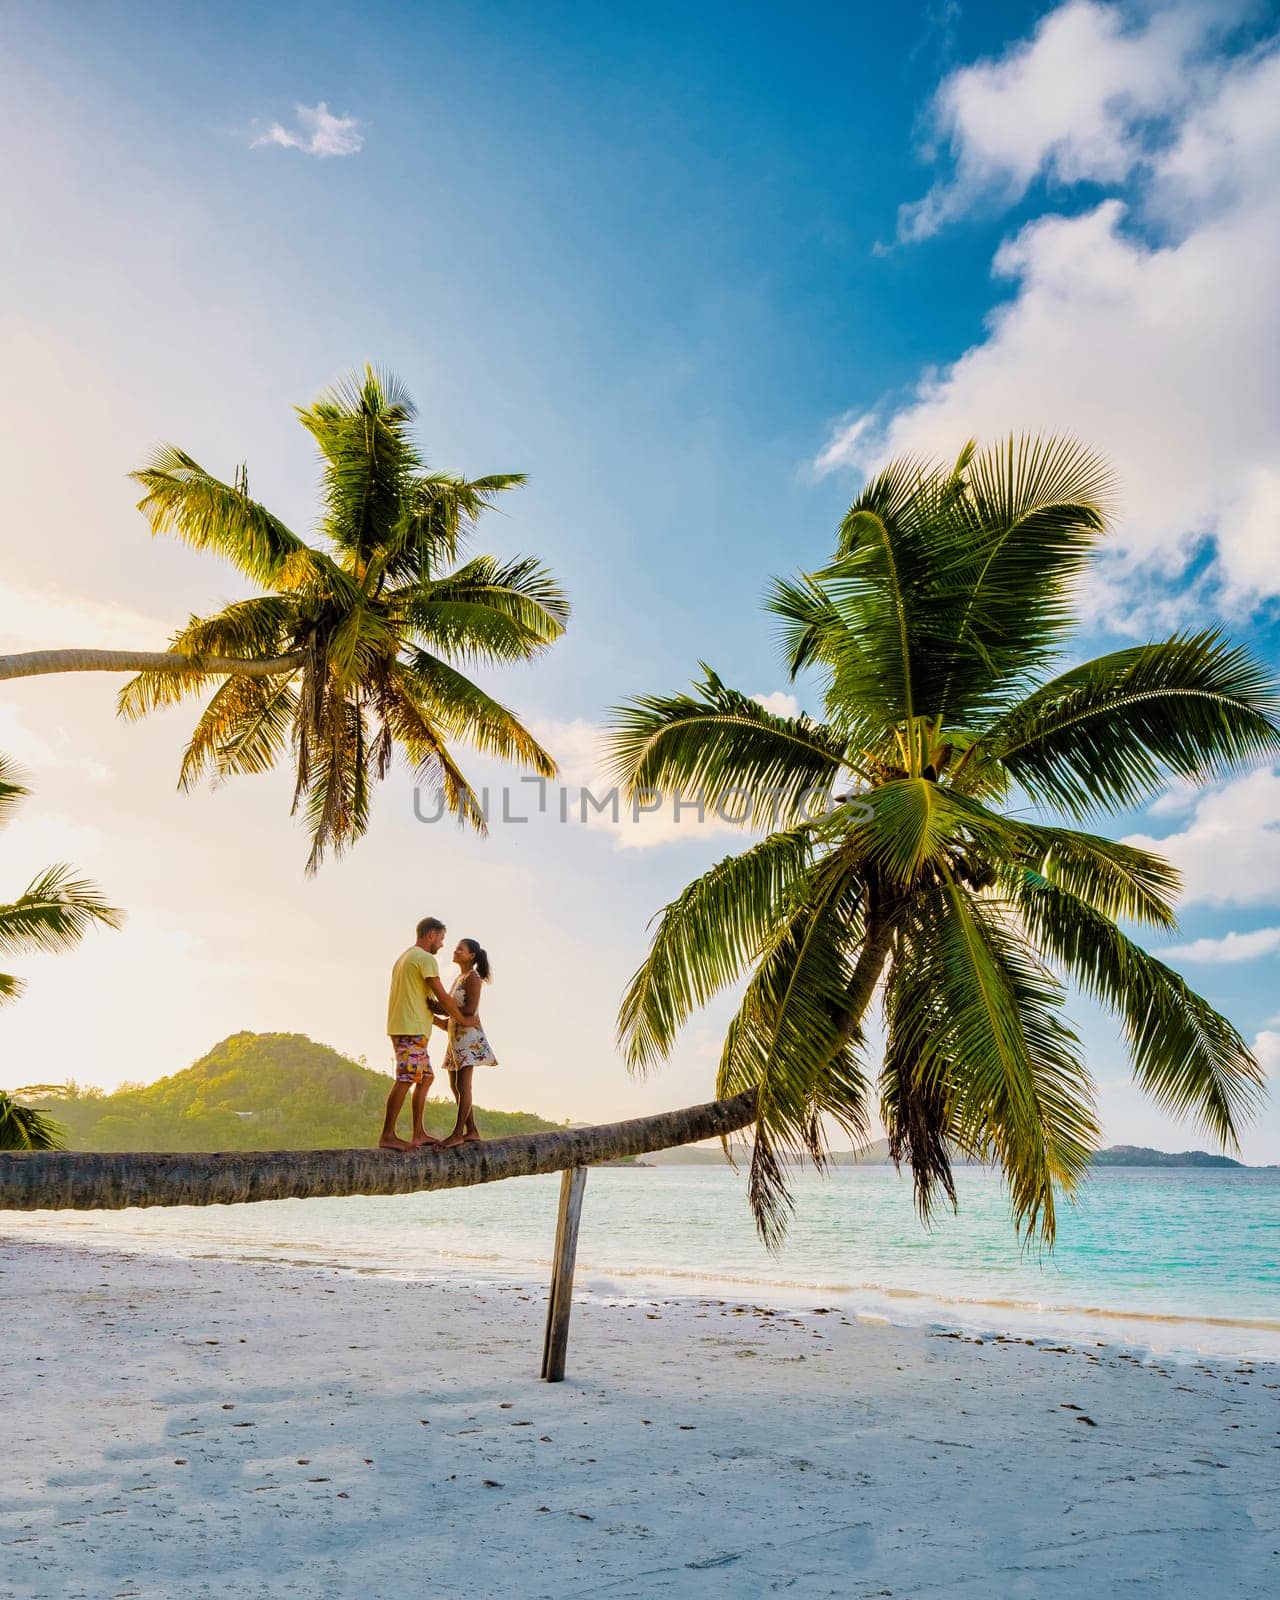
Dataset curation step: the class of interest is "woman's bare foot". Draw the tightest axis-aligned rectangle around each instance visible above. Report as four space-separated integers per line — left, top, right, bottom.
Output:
378 1135 413 1151
409 1132 441 1148
439 1130 471 1149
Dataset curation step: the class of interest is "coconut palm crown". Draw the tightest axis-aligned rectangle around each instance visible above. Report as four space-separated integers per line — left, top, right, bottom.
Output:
119 367 569 870
608 437 1278 1246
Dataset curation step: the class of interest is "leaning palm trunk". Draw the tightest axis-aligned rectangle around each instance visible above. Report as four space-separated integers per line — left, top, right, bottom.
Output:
0 1091 756 1210
0 649 305 682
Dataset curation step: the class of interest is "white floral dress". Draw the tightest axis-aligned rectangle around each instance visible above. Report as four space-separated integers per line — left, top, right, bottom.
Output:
445 976 499 1071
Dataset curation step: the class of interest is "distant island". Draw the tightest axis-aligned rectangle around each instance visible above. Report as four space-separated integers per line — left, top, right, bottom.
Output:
646 1140 1247 1169
15 1032 560 1152
1088 1144 1243 1169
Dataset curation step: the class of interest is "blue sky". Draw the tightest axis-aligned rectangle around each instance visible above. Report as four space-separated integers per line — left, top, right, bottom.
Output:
2 0 1279 1161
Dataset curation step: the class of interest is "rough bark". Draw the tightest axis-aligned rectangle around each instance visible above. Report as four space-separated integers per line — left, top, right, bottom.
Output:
0 649 305 683
0 1090 758 1211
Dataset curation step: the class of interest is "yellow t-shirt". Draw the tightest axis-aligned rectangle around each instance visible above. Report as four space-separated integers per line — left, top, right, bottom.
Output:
386 946 441 1036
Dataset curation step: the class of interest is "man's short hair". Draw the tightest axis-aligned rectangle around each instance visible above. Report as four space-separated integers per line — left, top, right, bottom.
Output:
416 916 446 939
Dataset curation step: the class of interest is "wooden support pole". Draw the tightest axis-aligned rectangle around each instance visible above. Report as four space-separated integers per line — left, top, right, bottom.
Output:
540 1164 588 1382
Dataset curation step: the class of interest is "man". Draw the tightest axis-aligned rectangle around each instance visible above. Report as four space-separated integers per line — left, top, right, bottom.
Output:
380 916 472 1151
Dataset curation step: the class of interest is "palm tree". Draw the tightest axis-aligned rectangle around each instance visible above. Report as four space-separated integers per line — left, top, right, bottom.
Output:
607 436 1278 1245
0 367 569 870
0 756 122 1150
0 1095 67 1152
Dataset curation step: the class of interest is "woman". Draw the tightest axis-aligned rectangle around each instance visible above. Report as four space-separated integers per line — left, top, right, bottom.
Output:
436 938 498 1148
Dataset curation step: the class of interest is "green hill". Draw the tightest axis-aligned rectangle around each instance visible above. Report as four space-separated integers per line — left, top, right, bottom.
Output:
18 1032 560 1152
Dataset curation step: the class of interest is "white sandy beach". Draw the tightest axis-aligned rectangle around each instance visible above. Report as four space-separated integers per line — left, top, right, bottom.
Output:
1 1238 1276 1600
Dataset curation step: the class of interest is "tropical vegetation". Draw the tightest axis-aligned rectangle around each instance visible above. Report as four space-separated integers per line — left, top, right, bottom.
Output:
15 1032 562 1152
0 367 570 870
608 436 1277 1244
0 756 121 1149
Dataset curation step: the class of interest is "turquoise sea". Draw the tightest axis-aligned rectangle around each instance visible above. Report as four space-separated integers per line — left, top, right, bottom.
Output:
4 1164 1277 1360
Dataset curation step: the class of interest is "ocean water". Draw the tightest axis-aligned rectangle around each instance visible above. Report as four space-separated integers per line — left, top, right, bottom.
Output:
4 1164 1277 1360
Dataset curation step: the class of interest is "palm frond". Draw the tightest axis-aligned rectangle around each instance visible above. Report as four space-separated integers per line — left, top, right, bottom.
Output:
618 825 817 1071
383 678 489 835
178 675 299 790
398 653 556 776
0 755 29 823
972 632 1280 816
298 696 372 873
813 452 975 730
935 434 1114 721
0 867 124 956
393 556 570 658
384 473 528 581
296 365 422 568
1017 879 1263 1147
0 1091 67 1150
608 667 850 829
717 854 867 1245
847 778 976 885
767 572 851 684
1007 823 1179 928
881 953 961 1221
899 885 1097 1244
131 447 307 586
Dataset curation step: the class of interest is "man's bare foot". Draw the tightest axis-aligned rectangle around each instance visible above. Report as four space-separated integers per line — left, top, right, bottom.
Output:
409 1133 441 1148
439 1131 470 1149
378 1135 413 1151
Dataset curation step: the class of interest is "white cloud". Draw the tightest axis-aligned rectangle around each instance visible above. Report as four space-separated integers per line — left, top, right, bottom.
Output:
1163 926 1280 963
1146 777 1203 818
1126 767 1280 908
897 1 1230 242
251 102 363 159
751 690 802 719
1252 1030 1280 1076
0 578 167 655
811 411 879 478
825 24 1280 610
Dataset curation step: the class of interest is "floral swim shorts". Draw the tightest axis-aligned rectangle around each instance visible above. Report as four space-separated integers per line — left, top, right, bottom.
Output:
391 1034 433 1086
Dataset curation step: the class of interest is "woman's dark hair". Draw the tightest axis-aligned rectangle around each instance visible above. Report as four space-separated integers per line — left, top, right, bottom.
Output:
459 938 491 982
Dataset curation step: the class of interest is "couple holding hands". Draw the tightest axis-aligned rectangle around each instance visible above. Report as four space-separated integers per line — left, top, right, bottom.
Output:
380 916 498 1151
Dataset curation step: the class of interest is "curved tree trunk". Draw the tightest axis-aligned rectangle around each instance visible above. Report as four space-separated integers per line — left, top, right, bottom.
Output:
0 1091 757 1211
0 649 305 683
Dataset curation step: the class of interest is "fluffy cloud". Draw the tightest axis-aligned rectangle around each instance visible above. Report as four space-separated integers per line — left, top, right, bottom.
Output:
0 578 167 655
822 10 1280 612
1252 1030 1280 1077
896 0 1235 243
750 690 802 720
897 0 1222 242
1163 927 1280 963
1126 766 1280 908
252 102 363 159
